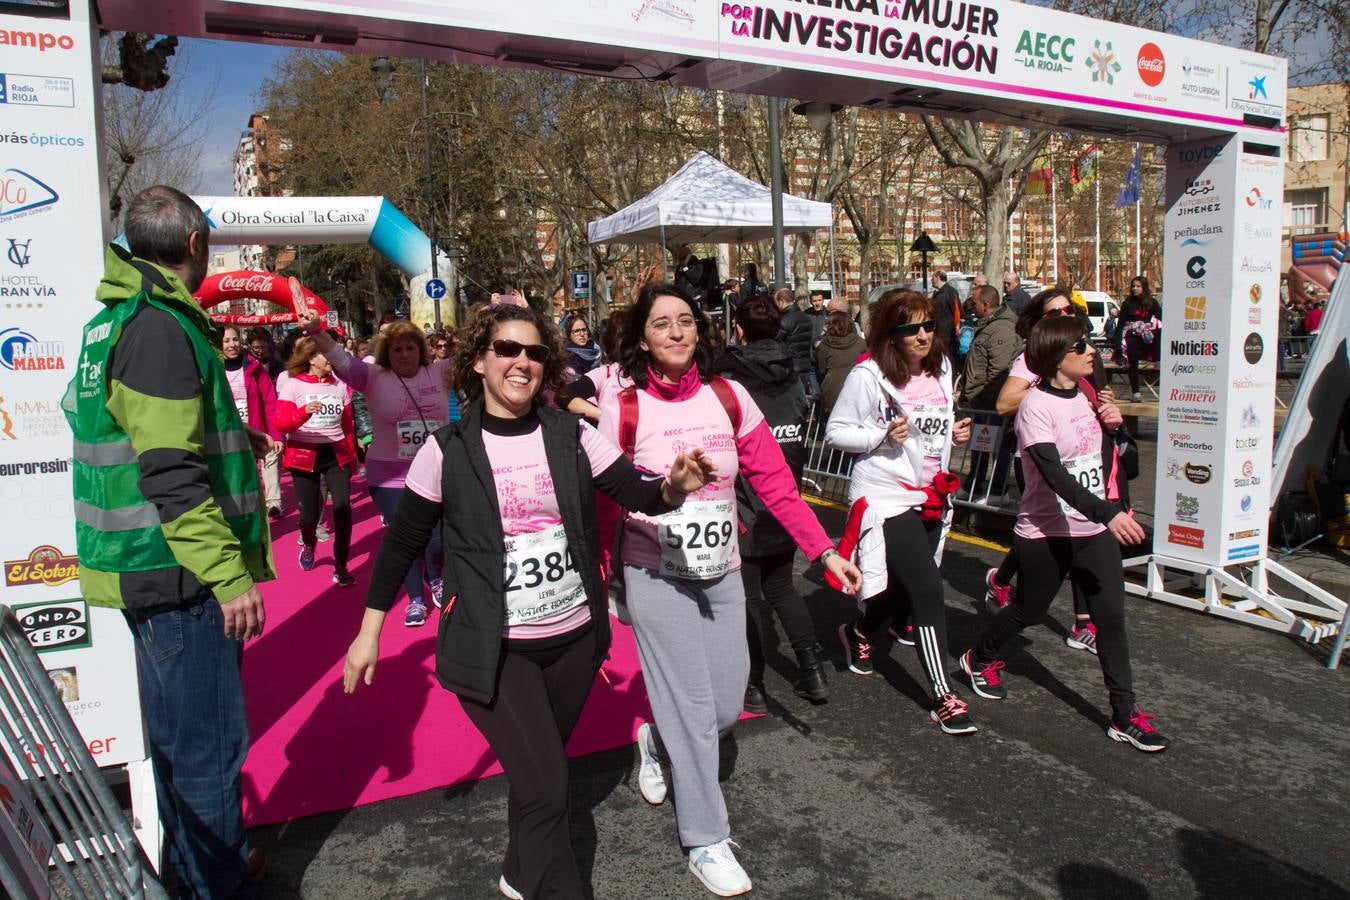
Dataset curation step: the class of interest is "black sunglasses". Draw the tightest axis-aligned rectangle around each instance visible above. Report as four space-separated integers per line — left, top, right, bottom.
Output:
490 339 549 364
1067 339 1091 355
893 320 936 338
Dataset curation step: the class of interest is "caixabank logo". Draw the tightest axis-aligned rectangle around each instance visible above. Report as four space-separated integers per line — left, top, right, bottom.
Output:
11 600 91 654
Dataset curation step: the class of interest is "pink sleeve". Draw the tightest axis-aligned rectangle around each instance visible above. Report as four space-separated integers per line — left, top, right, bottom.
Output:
737 420 832 561
403 440 444 502
325 345 371 392
579 421 622 475
1015 393 1058 449
1008 352 1036 385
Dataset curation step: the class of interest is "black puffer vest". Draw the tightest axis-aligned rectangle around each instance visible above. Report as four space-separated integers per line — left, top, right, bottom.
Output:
433 400 610 703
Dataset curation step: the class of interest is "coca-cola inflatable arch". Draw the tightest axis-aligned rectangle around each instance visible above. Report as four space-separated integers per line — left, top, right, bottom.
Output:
194 271 333 327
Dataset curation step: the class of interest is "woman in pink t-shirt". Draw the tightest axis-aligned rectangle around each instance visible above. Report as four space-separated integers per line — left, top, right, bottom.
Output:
959 315 1167 753
597 283 861 897
342 303 715 898
987 289 1117 654
827 290 977 736
295 303 450 627
275 336 356 586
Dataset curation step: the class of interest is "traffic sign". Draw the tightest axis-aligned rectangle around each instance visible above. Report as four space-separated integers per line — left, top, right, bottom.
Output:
425 278 447 299
570 271 590 300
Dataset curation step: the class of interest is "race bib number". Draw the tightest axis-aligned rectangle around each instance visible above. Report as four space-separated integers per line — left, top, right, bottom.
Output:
502 526 585 626
304 393 344 428
233 394 248 424
909 402 950 460
1058 453 1106 516
396 418 442 459
658 500 736 580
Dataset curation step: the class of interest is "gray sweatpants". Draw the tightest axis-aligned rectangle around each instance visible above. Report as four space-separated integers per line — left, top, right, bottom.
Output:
625 565 749 849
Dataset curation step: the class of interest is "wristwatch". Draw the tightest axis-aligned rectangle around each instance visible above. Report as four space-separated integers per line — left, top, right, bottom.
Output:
820 548 839 564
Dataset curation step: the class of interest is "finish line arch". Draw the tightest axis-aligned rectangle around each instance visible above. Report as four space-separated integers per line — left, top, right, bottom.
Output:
191 195 453 328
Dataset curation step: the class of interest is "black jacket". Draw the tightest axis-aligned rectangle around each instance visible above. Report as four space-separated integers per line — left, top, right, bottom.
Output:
931 282 960 363
711 340 809 556
777 304 815 377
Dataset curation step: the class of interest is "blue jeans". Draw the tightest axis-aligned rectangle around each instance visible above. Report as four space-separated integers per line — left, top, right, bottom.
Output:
125 598 258 899
369 484 443 602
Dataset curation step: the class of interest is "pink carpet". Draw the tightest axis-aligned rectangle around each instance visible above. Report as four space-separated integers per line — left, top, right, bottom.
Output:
240 472 660 827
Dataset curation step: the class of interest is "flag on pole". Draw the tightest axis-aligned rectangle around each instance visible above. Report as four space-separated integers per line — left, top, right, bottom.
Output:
1070 144 1099 193
1024 156 1053 197
1114 145 1142 208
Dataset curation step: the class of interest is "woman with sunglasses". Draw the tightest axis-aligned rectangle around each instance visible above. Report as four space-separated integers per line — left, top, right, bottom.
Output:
344 303 716 899
294 284 449 626
827 290 977 736
984 289 1120 655
598 283 862 897
959 315 1166 752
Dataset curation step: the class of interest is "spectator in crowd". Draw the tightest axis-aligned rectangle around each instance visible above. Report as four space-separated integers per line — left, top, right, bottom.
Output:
243 325 285 519
972 273 988 289
247 325 286 381
561 313 602 380
805 289 829 346
673 244 719 311
430 330 450 361
816 310 866 417
735 263 763 308
930 270 961 365
960 284 1022 498
67 185 272 897
1003 271 1032 315
222 325 281 520
1118 276 1162 401
775 287 817 393
1303 299 1325 336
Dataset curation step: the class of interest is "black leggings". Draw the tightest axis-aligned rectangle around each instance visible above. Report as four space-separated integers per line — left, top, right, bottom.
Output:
1124 332 1150 394
289 443 352 567
994 459 1091 621
459 625 598 900
743 549 816 680
854 511 952 701
974 532 1135 717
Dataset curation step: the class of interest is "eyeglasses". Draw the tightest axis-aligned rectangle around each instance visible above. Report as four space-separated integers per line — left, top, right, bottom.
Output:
490 339 549 364
570 327 589 335
893 320 936 338
1067 339 1091 355
648 315 697 335
1044 305 1076 318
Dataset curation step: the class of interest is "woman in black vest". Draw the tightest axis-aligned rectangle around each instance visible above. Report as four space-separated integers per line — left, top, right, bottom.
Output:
343 304 715 899
710 294 828 711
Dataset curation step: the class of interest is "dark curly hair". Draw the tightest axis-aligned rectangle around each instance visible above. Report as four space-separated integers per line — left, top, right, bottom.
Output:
618 282 716 388
599 309 628 362
453 304 566 403
1015 286 1085 339
865 289 944 388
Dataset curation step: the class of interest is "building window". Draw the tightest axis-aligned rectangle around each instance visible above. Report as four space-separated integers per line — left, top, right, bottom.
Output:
1289 114 1330 162
1285 187 1329 230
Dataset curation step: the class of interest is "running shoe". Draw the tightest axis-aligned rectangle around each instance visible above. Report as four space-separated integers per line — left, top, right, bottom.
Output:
1065 622 1099 655
888 624 915 646
404 599 428 627
838 623 873 675
429 578 445 609
984 568 1014 615
498 875 522 899
930 692 978 735
298 545 315 571
317 523 331 542
743 680 767 715
267 506 282 522
636 722 667 805
1107 706 1169 753
688 839 752 897
332 568 355 588
959 649 1008 700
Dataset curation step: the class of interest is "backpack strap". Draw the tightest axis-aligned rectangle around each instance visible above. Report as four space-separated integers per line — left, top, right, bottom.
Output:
709 376 743 436
618 385 639 457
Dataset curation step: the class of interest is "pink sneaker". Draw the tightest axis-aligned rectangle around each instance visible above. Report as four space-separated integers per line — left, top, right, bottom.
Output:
984 568 1014 615
1066 622 1099 655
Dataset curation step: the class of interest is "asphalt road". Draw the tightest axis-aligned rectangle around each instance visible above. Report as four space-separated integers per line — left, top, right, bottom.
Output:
248 497 1350 899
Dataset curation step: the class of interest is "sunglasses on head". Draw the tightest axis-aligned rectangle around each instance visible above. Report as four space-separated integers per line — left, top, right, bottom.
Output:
1044 305 1076 317
490 339 549 364
893 320 936 338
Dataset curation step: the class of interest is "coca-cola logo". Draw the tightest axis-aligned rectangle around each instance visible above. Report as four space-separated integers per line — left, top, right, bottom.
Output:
218 274 277 294
1137 43 1165 86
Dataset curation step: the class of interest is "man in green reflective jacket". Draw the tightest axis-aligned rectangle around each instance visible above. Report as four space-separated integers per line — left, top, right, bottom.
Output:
65 186 275 898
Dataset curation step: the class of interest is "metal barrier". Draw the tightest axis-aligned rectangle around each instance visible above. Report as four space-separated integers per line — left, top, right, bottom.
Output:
800 400 1020 516
0 605 165 899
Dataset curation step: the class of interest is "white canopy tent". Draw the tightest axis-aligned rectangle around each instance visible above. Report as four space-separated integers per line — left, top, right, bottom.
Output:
586 151 835 297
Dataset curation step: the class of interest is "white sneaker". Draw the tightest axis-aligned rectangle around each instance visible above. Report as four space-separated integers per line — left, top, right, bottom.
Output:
635 722 667 805
688 839 752 897
498 875 522 899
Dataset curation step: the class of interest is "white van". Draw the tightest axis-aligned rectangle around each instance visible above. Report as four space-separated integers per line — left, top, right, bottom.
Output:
1074 290 1120 336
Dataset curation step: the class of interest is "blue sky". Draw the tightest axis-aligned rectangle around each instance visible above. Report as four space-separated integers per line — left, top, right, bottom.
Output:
177 38 294 195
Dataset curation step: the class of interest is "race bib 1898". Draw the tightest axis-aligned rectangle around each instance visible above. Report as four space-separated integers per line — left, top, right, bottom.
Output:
502 525 585 625
909 402 950 461
1058 453 1106 516
658 499 736 580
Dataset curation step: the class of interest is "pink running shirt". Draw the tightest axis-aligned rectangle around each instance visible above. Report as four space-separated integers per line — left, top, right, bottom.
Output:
892 371 951 488
278 376 349 444
1014 387 1107 540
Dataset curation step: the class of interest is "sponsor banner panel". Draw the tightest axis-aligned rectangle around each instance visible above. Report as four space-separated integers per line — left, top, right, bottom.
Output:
1219 150 1283 563
1155 137 1236 566
0 10 145 771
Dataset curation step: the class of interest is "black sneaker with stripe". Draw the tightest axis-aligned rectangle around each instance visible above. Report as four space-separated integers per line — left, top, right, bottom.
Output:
1107 706 1169 752
838 623 873 675
959 649 1008 700
930 692 978 735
